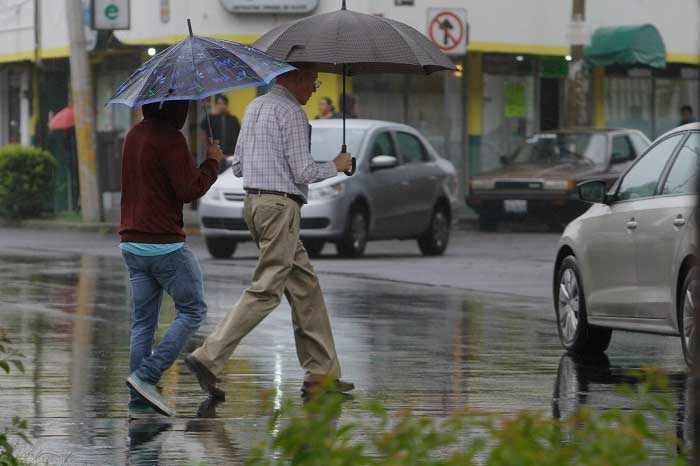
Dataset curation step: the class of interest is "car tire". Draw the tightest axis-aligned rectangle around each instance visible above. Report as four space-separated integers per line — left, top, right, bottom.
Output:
478 214 500 232
303 239 325 258
336 205 368 258
554 256 612 354
679 267 697 367
205 237 237 259
418 204 450 256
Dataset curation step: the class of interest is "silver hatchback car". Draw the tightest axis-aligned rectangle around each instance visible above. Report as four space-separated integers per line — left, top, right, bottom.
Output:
553 123 699 365
199 119 460 258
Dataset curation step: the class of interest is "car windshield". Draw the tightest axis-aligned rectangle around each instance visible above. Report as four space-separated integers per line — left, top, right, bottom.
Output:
507 133 608 166
310 128 365 162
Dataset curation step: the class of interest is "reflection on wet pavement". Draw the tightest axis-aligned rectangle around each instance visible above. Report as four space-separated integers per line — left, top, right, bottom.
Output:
0 253 690 465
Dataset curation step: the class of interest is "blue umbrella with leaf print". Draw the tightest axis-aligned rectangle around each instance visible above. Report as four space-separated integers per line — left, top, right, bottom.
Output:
107 19 295 136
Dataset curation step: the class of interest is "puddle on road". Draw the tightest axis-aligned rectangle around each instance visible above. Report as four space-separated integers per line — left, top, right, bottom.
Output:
0 254 691 465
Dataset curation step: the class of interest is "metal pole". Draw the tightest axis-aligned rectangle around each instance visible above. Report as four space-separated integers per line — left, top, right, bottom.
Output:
564 0 589 128
342 65 346 152
65 0 100 222
186 19 214 143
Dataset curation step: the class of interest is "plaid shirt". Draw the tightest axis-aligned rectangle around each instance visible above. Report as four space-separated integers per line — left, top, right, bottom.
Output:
231 85 337 201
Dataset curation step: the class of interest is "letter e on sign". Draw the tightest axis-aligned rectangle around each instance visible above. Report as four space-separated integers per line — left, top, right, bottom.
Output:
92 0 130 30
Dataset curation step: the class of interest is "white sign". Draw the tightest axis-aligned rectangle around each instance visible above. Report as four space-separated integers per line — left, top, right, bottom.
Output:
427 8 467 56
92 0 130 30
219 0 319 14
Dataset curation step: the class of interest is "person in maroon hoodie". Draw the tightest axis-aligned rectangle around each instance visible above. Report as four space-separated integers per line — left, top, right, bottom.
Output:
120 100 223 418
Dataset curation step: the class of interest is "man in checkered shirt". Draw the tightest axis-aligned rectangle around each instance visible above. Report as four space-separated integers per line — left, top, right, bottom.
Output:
187 63 355 397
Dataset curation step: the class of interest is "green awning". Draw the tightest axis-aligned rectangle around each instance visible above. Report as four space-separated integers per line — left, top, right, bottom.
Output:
584 24 666 69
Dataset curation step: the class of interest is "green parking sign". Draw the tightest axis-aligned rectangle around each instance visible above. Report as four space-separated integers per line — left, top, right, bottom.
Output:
92 0 130 30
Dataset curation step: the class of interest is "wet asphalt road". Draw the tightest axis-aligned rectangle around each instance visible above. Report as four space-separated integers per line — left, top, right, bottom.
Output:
0 227 691 465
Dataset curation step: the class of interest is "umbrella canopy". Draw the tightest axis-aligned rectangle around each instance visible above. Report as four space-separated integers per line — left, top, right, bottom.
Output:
107 29 295 108
253 1 456 75
48 107 74 130
254 1 455 175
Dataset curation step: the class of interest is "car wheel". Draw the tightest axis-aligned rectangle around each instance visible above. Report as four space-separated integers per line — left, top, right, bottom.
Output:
205 237 237 259
555 256 612 354
679 267 697 367
478 214 500 232
336 206 368 258
418 204 450 256
303 239 325 258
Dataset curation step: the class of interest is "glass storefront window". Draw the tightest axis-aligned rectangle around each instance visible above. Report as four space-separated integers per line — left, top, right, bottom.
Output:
482 74 536 172
655 78 700 136
605 76 653 139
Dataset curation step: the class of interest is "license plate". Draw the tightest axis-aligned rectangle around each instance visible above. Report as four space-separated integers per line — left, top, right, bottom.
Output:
504 200 528 214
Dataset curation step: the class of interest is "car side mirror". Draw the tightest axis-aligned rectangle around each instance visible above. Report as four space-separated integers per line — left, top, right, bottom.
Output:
611 152 629 164
370 155 398 171
578 180 608 204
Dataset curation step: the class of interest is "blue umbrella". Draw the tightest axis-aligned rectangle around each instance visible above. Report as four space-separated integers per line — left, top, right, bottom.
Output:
107 19 295 108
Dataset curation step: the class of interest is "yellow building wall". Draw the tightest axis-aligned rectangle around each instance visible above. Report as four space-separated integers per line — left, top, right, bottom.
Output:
215 72 346 122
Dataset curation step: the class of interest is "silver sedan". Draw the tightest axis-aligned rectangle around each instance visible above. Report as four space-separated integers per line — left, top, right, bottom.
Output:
553 123 699 365
199 119 460 258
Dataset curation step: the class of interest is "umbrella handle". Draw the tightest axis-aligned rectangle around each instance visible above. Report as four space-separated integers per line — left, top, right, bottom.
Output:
342 144 356 176
344 158 356 176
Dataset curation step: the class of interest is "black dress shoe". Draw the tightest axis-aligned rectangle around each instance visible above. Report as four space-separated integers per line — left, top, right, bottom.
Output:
301 379 355 395
184 355 226 400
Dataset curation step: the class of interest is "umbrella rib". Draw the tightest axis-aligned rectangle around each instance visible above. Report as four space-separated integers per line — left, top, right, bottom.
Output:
112 42 177 105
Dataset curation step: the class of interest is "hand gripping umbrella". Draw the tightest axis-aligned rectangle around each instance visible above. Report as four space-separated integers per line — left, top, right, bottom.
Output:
253 0 456 176
107 19 295 138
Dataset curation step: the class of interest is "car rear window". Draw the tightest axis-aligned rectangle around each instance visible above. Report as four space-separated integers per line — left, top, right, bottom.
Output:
507 133 608 166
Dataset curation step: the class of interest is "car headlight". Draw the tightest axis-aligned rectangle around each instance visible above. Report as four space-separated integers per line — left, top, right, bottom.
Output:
543 179 576 191
470 179 495 190
205 187 221 200
308 183 345 201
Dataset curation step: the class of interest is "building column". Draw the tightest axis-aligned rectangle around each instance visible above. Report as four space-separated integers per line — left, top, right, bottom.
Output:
467 52 483 176
19 68 31 146
591 65 605 128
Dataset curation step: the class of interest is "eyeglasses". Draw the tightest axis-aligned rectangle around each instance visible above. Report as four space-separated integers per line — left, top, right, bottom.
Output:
313 79 322 90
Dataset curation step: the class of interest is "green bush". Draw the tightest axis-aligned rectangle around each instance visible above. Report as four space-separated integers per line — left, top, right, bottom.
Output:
0 329 29 466
246 371 687 466
0 145 56 219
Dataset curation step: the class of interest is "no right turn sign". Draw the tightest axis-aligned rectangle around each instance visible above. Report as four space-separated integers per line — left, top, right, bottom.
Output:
427 8 467 56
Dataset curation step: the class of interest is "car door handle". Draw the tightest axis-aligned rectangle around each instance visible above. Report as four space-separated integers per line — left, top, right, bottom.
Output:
673 216 687 227
626 219 638 230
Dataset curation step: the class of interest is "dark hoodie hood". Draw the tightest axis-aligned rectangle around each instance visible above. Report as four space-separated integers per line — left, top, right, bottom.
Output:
141 100 189 129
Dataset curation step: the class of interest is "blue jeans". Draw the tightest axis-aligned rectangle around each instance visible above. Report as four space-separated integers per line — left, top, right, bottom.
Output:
122 246 207 399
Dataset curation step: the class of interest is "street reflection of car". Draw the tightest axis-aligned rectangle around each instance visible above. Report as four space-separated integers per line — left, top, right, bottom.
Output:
199 119 460 259
553 123 699 365
552 353 690 449
467 129 650 231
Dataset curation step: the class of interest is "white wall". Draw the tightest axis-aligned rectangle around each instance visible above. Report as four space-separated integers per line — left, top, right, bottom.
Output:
1 0 698 59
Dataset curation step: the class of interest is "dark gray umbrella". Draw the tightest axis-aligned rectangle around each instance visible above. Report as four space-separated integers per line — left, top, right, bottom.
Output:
253 0 456 175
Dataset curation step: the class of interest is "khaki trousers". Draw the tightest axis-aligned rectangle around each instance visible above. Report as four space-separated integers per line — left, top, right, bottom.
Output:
192 193 341 381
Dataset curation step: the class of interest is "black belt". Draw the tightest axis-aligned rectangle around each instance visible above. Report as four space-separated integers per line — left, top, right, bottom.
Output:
245 189 305 206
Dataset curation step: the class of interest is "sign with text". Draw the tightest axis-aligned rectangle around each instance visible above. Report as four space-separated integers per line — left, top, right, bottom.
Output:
92 0 130 30
427 8 467 56
220 0 319 14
